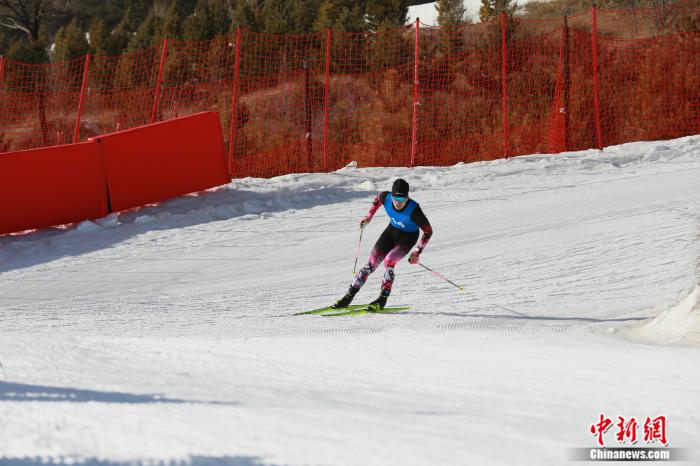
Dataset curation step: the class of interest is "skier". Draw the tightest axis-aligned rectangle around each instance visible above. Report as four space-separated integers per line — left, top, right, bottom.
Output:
333 178 433 310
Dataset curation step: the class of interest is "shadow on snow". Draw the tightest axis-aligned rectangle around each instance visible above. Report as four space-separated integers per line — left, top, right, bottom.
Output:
0 182 375 274
0 381 237 405
0 457 282 466
411 310 648 323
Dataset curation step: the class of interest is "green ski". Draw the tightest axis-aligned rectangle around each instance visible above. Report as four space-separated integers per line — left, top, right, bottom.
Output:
321 306 411 317
294 304 368 316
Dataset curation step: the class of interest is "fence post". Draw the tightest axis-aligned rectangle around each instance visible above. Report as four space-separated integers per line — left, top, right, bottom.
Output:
563 16 571 152
303 60 313 169
228 28 242 178
74 54 91 143
323 28 331 172
410 18 420 167
591 5 603 149
501 12 509 158
151 38 168 124
37 82 50 147
0 56 5 87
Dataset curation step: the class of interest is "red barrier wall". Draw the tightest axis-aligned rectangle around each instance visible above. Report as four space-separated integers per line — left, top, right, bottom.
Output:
92 111 229 213
0 142 108 235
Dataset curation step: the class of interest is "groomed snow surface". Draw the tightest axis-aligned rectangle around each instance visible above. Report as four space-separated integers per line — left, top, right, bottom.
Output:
1 136 699 466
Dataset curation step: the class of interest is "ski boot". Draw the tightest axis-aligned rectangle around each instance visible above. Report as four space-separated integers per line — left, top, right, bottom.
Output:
367 291 389 311
332 286 358 309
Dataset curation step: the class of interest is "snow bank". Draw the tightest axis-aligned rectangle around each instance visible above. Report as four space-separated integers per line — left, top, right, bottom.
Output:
1 135 700 464
627 284 700 346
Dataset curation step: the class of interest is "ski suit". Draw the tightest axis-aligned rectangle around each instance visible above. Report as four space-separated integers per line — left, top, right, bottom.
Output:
352 191 433 296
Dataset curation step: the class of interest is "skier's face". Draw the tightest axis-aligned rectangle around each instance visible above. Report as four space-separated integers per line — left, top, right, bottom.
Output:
392 196 407 210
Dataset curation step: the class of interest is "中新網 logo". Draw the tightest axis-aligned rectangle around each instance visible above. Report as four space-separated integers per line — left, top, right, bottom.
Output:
589 413 668 447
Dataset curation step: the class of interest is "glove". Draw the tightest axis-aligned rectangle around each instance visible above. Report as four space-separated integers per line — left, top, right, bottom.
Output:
359 216 371 229
408 249 421 264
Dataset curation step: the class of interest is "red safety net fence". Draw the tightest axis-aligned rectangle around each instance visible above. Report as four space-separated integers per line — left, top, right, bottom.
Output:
0 0 698 178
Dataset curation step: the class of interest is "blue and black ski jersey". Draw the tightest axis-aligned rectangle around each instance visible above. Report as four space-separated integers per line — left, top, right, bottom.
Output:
365 191 433 252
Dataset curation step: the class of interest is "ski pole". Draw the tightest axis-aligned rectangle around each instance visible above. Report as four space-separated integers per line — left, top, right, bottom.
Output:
352 227 364 275
419 263 464 292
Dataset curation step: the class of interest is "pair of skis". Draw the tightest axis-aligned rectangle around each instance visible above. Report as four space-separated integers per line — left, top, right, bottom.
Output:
294 304 411 317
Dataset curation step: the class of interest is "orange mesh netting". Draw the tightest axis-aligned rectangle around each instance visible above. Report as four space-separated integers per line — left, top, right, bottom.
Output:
0 0 697 178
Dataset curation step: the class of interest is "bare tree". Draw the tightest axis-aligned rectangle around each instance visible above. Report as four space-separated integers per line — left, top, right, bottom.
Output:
0 0 65 40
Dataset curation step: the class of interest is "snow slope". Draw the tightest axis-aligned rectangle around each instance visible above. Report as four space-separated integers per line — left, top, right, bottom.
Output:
1 136 699 465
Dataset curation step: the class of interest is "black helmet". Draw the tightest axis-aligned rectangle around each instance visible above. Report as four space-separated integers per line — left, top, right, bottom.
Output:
392 178 409 198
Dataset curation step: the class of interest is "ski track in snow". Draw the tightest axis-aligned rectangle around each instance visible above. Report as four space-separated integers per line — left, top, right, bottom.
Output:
0 136 699 465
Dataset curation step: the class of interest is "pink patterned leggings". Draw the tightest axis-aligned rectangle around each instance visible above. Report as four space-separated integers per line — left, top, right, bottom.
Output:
351 244 411 296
